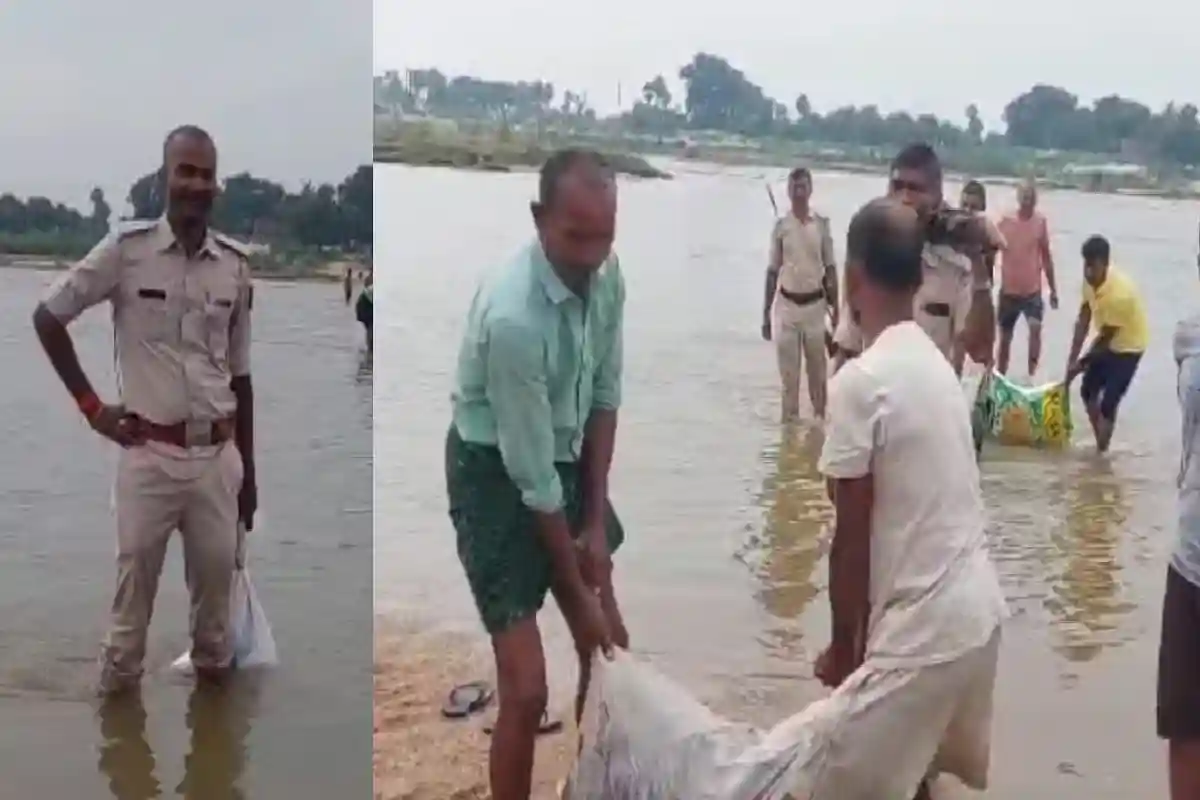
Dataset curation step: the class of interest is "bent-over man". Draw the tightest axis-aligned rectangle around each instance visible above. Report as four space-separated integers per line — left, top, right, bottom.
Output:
812 197 1007 800
445 149 629 800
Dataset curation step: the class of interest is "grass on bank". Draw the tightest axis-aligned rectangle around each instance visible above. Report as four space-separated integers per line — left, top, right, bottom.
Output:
374 121 672 180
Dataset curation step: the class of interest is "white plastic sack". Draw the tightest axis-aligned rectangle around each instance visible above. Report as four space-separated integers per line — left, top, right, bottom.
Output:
171 565 278 673
566 650 838 800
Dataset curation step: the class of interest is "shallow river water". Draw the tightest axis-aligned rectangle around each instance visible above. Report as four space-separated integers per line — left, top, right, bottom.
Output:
0 274 374 798
376 160 1199 797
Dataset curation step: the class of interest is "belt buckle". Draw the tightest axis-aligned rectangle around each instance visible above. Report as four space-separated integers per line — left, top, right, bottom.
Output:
184 419 212 448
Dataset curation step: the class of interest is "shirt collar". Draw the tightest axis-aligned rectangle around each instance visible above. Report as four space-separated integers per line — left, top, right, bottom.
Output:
531 239 584 305
153 216 219 260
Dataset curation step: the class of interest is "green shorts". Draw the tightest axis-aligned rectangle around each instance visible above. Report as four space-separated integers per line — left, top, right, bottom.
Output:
445 425 625 635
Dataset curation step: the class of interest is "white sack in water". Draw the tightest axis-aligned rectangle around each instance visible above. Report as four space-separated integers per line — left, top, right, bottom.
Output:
172 523 278 673
566 650 843 800
172 566 278 673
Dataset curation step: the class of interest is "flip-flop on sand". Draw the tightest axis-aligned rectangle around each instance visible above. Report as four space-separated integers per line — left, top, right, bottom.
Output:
440 680 494 719
482 709 563 736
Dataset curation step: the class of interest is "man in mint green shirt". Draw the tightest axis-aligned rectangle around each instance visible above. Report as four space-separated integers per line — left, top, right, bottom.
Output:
445 149 627 800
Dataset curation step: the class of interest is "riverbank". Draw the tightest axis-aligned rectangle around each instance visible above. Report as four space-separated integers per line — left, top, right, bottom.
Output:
374 622 574 800
373 119 1200 199
373 126 672 180
0 254 367 283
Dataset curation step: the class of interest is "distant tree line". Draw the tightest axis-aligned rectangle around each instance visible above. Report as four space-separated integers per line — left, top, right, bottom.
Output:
0 165 372 260
375 68 596 125
376 54 1200 167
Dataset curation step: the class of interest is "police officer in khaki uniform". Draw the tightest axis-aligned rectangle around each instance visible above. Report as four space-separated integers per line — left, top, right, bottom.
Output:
834 144 998 376
762 167 838 422
32 125 257 694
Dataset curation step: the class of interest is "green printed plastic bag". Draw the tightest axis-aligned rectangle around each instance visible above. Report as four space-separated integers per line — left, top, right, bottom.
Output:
973 370 1073 448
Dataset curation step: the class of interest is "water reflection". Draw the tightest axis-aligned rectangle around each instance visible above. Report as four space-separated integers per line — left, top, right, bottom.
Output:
355 350 373 383
97 677 259 799
752 424 832 656
1046 459 1137 663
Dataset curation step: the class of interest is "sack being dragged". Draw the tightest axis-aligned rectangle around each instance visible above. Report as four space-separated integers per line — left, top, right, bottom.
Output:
972 370 1073 448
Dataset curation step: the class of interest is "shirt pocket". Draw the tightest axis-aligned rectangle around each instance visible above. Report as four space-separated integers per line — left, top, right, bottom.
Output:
128 285 175 342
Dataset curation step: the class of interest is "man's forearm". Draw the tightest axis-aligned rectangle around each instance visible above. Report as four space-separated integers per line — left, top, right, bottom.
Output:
763 269 778 319
1067 319 1089 364
1044 259 1058 295
829 527 870 658
581 408 617 531
231 375 255 468
824 266 839 309
32 305 97 404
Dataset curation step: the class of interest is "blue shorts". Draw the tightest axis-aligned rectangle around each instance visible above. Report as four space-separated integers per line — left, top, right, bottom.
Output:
1080 351 1142 421
997 292 1044 331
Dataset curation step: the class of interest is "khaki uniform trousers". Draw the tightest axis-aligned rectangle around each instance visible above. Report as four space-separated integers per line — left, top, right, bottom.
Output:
772 295 828 419
100 440 243 691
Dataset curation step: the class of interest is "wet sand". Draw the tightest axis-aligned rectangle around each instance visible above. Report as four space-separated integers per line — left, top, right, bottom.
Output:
373 622 574 800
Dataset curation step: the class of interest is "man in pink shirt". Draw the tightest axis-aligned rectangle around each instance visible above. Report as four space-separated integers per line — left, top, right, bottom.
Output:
996 181 1059 376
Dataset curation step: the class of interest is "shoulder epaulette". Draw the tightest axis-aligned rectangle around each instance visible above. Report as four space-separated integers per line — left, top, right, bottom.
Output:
114 218 159 240
211 231 251 258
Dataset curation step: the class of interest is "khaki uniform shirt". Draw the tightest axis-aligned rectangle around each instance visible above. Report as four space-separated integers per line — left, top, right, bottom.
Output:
832 243 973 359
42 217 253 425
771 212 835 295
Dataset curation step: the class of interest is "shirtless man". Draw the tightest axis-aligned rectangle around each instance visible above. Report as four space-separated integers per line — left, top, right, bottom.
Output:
996 181 1058 376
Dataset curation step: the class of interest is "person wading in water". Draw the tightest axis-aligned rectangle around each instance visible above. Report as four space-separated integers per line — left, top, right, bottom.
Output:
355 271 373 355
762 167 839 423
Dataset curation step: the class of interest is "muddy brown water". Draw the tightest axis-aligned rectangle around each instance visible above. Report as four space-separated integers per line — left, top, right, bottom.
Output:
377 160 1198 797
0 275 373 798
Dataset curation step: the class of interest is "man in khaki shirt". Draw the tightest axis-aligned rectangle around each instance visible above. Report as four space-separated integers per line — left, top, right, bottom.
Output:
762 167 838 422
834 145 998 378
32 125 257 695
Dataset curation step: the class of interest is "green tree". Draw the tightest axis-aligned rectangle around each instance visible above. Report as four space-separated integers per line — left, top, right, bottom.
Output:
965 104 984 144
88 187 111 235
678 52 775 135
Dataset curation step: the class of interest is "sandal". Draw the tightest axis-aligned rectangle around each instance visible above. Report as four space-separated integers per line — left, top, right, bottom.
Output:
441 680 494 719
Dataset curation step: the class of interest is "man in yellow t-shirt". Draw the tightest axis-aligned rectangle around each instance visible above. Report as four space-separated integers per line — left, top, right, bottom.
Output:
1065 234 1148 452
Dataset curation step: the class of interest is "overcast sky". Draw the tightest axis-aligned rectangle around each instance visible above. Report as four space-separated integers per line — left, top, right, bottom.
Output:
0 0 370 211
375 0 1200 132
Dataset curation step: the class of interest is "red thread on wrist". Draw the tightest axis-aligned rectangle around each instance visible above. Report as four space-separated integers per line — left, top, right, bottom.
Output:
75 391 102 422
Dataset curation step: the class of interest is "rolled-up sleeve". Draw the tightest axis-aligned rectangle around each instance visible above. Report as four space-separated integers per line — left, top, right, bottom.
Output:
818 364 881 479
485 318 563 513
228 265 253 377
592 265 625 411
42 235 122 323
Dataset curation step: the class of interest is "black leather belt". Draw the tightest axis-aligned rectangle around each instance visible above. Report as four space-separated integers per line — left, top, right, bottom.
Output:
780 287 825 306
923 302 951 318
